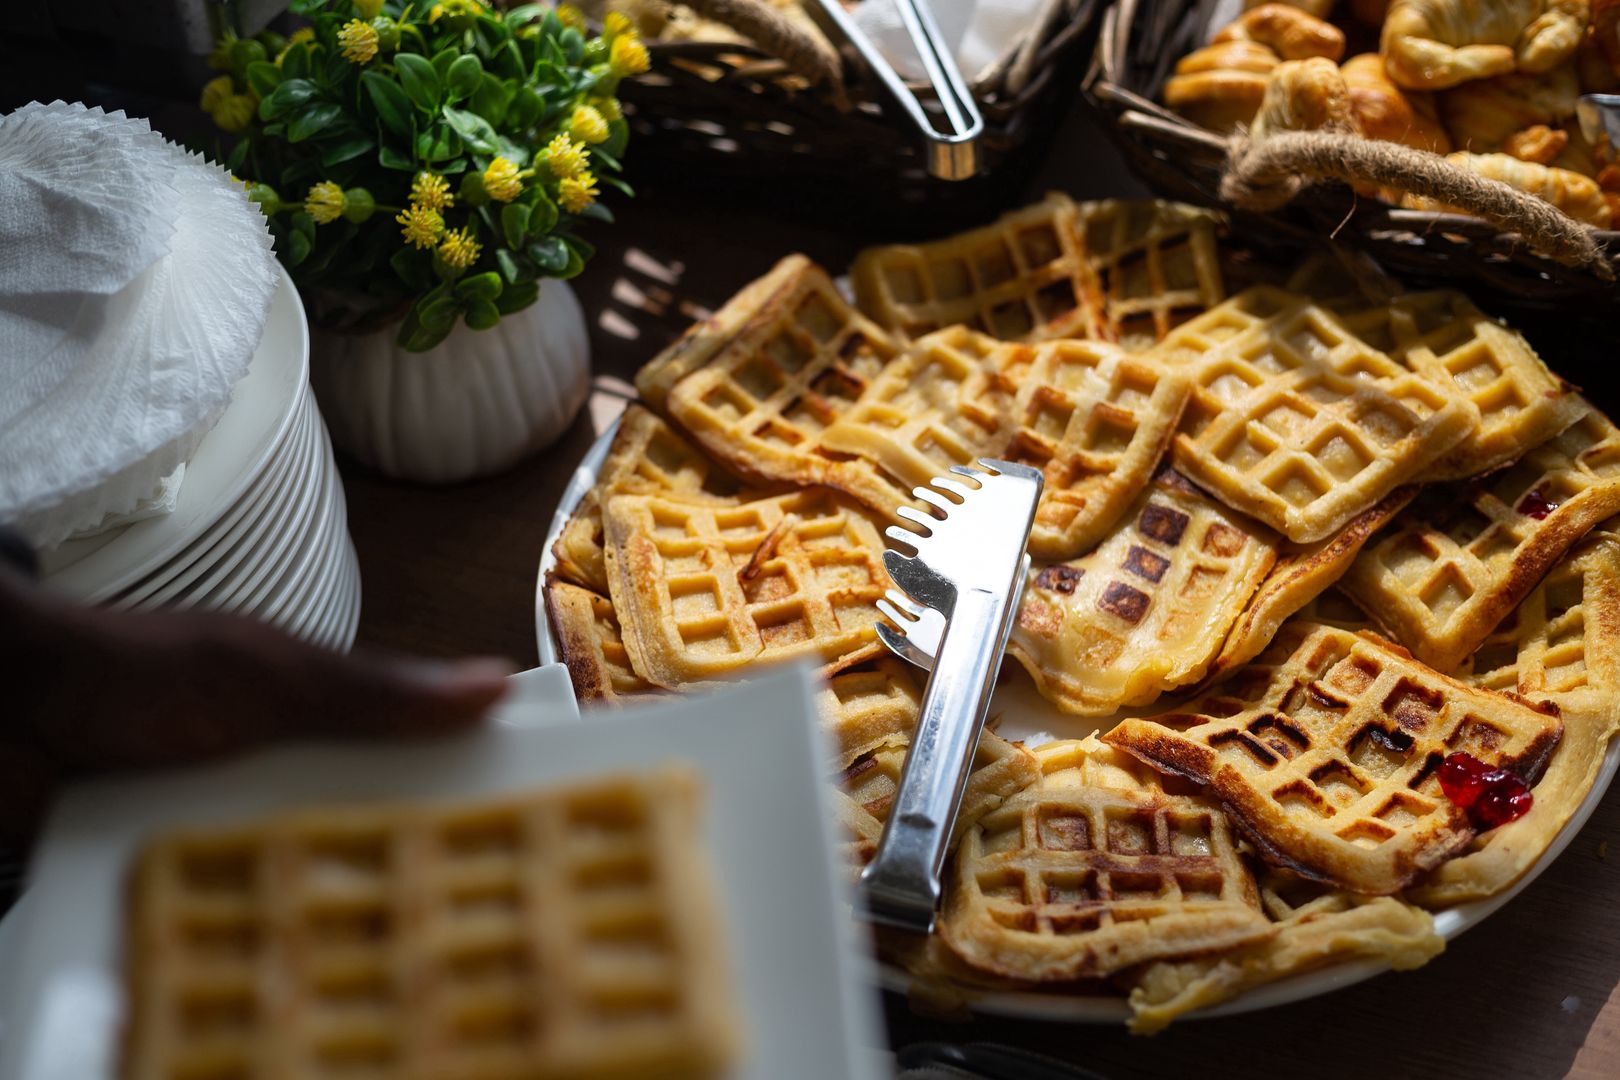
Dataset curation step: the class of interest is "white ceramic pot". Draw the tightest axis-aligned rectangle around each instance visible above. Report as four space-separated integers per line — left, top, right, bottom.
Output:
308 280 590 483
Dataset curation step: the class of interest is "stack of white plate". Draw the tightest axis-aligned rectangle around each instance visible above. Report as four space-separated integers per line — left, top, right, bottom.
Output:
36 269 362 651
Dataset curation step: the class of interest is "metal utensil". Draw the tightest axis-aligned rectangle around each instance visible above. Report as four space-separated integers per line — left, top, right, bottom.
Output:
1577 93 1620 160
861 459 1042 933
878 555 1030 672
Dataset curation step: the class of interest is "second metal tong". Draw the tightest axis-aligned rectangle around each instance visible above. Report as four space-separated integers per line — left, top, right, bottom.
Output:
860 459 1042 933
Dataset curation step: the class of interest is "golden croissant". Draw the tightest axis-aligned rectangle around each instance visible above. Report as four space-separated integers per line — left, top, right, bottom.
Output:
1438 65 1578 151
1340 52 1451 152
1214 3 1347 61
1250 57 1356 141
1382 0 1590 89
1402 151 1611 226
1165 40 1281 133
1244 0 1336 18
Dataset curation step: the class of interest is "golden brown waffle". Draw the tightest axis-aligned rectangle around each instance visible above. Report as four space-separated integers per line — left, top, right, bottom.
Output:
1210 485 1417 679
850 193 1106 342
545 577 660 704
1157 286 1473 543
818 658 923 770
553 490 612 594
1106 623 1564 894
936 736 1269 982
1126 871 1442 1034
1079 199 1227 350
123 768 738 1080
999 340 1194 559
1411 529 1620 905
1010 470 1278 715
1336 290 1587 480
1291 586 1378 632
601 487 889 688
1341 406 1620 670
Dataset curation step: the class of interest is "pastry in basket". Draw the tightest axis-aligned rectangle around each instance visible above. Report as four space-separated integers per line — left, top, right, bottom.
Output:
1435 65 1577 154
1124 870 1443 1033
1010 469 1278 715
1105 623 1564 894
1155 286 1474 543
1401 151 1613 226
122 768 738 1080
1410 527 1620 905
1340 53 1451 154
1211 485 1417 678
1216 3 1347 61
1341 405 1620 669
936 737 1272 981
547 577 662 703
601 486 890 688
1248 57 1356 142
1164 39 1281 133
1380 0 1587 91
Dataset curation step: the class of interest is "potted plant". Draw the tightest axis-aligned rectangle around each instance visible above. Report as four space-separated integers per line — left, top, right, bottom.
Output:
204 0 646 482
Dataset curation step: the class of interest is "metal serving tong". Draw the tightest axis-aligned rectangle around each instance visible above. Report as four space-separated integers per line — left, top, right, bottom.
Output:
804 0 985 180
861 459 1043 933
1577 94 1620 161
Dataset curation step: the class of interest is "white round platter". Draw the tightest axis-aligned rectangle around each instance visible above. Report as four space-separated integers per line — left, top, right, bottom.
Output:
533 417 1620 1024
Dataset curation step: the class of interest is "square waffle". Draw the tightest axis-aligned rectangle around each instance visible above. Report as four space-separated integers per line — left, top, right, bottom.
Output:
1079 198 1227 350
1010 470 1278 715
1105 623 1564 894
998 339 1194 559
850 193 1106 342
1341 406 1620 670
601 487 889 688
1210 485 1417 680
817 658 924 770
1336 290 1587 480
936 736 1270 982
1410 529 1620 906
122 768 738 1080
546 577 660 704
1157 286 1474 543
1126 871 1442 1034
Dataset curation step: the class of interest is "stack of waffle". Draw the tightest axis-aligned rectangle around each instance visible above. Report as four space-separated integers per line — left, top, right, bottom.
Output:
545 193 1620 1030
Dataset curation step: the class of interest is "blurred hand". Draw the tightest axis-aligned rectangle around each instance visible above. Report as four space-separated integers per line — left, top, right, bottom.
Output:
1 564 511 839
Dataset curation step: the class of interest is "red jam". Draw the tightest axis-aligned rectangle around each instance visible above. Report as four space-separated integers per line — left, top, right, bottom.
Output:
1438 752 1533 829
1518 486 1559 520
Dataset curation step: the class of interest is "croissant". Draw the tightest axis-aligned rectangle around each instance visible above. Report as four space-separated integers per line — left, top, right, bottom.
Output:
1502 123 1570 163
1214 3 1346 61
1165 40 1281 132
1250 58 1357 141
1438 66 1578 151
1402 151 1611 226
1340 53 1450 152
1382 0 1590 90
1244 0 1336 18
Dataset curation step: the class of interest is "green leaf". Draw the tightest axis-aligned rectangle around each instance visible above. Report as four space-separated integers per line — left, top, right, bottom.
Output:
288 102 343 142
320 131 375 167
245 61 283 98
563 235 596 263
290 211 316 241
494 40 525 79
430 47 459 81
390 246 434 291
500 202 531 248
528 236 569 273
589 146 622 173
599 174 634 198
378 142 416 170
474 14 514 51
464 299 501 330
361 71 414 137
419 294 460 332
224 138 250 172
394 52 442 111
504 4 548 27
556 243 586 280
415 123 462 162
495 280 539 315
281 42 312 79
261 78 319 120
441 105 498 153
528 190 558 235
601 117 629 160
577 201 613 224
455 271 503 302
282 229 311 267
495 247 523 284
559 28 584 65
446 54 483 100
321 47 350 87
400 315 454 351
469 72 513 126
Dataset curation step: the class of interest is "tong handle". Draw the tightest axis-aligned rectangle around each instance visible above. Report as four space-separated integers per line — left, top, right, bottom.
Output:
861 585 1006 932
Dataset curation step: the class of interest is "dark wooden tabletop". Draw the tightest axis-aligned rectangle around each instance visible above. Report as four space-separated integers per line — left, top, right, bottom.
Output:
339 100 1620 1079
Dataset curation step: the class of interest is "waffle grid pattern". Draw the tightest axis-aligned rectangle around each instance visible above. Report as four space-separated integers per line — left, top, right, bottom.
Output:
1080 199 1226 350
547 578 659 704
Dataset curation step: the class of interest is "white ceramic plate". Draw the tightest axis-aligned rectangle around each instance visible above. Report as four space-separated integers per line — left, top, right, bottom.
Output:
533 418 1620 1024
0 666 883 1080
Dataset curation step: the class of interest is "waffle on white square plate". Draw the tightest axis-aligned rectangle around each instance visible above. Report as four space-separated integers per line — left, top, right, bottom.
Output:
0 666 883 1080
536 195 1620 1032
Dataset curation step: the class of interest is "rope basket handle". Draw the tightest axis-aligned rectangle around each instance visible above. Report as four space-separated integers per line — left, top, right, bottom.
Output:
675 0 847 105
1222 131 1615 279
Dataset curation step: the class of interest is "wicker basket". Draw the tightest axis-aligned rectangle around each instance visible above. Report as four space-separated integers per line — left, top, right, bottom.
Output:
617 0 1102 233
1081 0 1620 314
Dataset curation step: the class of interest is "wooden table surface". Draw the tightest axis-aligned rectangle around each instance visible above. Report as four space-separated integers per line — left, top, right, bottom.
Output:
339 102 1620 1079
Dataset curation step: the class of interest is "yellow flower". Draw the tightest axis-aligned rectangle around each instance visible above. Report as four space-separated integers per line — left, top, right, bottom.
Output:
609 34 650 77
411 171 455 211
199 75 233 114
556 4 587 31
559 171 599 213
337 19 379 64
430 0 484 22
396 203 446 249
276 26 315 65
305 182 347 224
438 227 483 269
569 104 610 145
602 11 634 39
483 156 524 201
592 95 623 122
545 133 588 179
353 0 384 17
213 94 258 133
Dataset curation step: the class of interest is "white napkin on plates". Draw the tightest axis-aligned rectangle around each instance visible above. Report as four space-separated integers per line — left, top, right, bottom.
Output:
849 0 1044 85
0 101 278 548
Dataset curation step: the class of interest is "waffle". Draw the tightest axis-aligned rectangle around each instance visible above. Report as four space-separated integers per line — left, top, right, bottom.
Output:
1336 290 1587 480
1080 198 1227 350
1158 286 1473 543
999 340 1194 559
936 736 1270 982
1410 529 1620 906
850 193 1106 342
1340 406 1620 670
545 577 660 704
601 487 889 688
553 491 612 594
1105 623 1564 894
1010 470 1278 715
817 658 924 770
1126 871 1442 1034
123 768 738 1080
1210 486 1417 679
